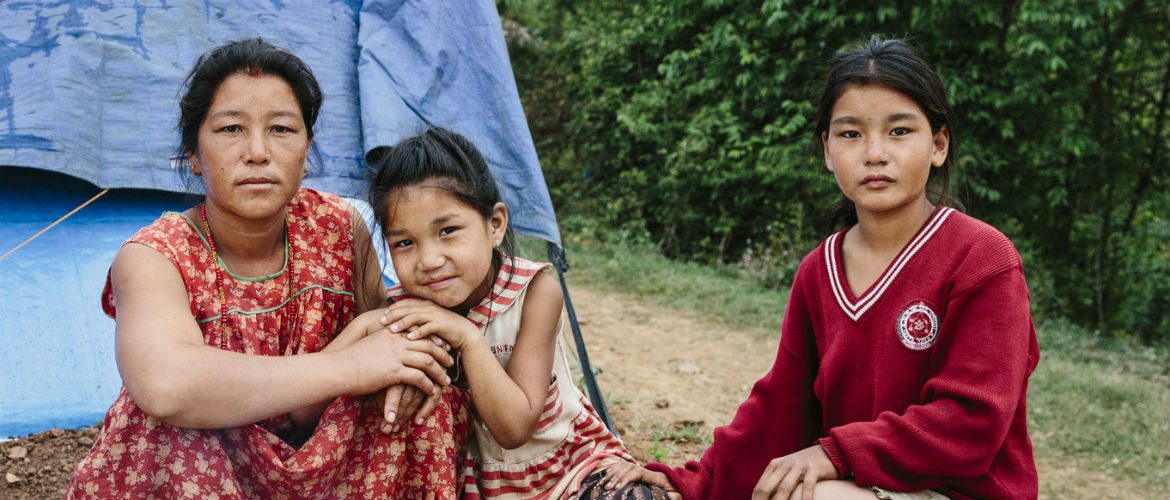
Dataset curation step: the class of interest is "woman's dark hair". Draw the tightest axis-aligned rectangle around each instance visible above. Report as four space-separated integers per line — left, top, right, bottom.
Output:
814 36 961 229
368 127 517 289
175 38 323 184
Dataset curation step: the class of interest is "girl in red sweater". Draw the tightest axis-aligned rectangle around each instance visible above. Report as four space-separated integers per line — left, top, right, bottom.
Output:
602 36 1040 500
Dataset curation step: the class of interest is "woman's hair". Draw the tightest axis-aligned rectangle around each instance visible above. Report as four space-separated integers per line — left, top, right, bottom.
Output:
814 36 961 228
175 38 323 185
368 127 517 283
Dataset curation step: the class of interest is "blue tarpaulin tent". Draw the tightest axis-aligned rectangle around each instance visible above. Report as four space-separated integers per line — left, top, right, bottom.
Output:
0 0 606 439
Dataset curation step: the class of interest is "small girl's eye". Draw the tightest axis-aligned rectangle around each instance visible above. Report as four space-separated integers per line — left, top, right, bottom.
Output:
841 130 860 139
439 227 458 236
890 127 910 136
391 239 413 249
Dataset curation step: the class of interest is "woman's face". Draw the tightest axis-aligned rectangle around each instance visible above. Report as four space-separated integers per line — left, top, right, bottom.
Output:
192 72 310 221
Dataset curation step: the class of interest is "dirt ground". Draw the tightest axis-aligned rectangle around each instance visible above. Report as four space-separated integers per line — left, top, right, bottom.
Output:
0 284 1133 499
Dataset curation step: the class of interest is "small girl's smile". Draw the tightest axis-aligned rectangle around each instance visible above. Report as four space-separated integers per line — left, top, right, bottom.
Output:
423 276 457 290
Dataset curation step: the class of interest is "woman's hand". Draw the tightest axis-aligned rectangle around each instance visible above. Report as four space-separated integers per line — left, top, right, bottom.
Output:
599 462 681 500
381 299 481 352
752 445 838 500
339 328 454 397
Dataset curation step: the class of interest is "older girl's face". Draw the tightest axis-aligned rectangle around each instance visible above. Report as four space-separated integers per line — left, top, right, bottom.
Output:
192 73 310 221
822 83 949 220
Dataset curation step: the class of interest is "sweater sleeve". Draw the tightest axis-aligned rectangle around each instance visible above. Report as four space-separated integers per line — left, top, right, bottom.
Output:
645 262 823 500
824 264 1039 491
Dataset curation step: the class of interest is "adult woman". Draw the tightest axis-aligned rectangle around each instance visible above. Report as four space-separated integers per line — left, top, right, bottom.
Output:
67 39 466 499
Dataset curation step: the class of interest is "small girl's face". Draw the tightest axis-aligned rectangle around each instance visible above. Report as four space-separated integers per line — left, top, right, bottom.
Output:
822 83 949 219
383 184 508 312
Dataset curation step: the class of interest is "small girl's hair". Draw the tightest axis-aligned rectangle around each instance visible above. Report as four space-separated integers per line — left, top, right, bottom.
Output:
367 127 517 276
814 36 961 228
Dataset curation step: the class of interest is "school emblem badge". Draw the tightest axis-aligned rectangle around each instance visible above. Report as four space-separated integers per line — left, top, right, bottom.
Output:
897 302 939 351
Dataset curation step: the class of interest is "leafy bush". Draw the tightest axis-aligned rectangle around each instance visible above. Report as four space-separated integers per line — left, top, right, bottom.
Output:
503 0 1170 341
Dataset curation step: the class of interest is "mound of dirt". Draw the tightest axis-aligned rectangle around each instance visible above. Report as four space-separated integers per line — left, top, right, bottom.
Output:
1 426 98 500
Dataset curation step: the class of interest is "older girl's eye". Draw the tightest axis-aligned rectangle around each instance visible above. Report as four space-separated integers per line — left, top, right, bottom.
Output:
890 127 911 136
391 238 413 249
439 227 458 236
841 130 861 139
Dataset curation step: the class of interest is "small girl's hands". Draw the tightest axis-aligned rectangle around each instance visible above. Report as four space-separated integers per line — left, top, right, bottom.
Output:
381 299 481 351
600 462 681 500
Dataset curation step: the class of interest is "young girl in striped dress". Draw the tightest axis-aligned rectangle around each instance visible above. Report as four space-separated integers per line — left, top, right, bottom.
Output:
367 127 671 499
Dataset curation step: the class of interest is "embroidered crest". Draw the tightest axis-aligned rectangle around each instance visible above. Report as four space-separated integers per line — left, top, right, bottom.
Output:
897 302 939 351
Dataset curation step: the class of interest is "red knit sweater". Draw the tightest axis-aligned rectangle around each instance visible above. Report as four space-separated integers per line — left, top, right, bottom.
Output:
646 207 1040 499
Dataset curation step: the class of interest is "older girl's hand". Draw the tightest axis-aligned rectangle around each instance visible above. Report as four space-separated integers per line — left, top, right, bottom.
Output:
599 462 681 500
752 445 838 500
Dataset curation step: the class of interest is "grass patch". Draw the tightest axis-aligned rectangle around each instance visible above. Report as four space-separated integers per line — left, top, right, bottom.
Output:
537 235 1170 498
521 236 786 339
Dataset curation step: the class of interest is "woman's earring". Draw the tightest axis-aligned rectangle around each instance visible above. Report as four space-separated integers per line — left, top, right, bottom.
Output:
191 160 202 176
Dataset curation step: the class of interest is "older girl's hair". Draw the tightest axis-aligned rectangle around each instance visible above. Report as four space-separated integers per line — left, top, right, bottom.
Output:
815 36 961 228
176 38 322 181
368 127 517 279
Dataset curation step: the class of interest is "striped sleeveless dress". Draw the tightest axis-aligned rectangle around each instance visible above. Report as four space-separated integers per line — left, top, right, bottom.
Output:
390 256 634 499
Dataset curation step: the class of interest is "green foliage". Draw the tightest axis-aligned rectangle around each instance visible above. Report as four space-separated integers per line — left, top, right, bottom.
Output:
505 0 1170 342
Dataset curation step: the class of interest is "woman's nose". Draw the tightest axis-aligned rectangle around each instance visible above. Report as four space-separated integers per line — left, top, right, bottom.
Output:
243 131 271 165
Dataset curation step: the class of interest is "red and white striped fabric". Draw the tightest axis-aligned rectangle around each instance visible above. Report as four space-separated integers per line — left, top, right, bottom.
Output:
391 256 636 499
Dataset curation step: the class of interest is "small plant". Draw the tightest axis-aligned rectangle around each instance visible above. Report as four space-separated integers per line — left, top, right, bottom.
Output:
646 432 671 462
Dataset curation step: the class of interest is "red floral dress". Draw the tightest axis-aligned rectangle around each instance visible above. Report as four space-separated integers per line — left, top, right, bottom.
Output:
67 189 468 499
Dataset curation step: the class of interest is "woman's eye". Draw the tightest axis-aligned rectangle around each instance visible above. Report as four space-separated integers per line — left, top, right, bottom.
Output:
218 125 243 133
272 125 295 134
890 127 910 136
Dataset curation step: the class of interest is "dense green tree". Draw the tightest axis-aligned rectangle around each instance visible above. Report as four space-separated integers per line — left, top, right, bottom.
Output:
503 0 1170 341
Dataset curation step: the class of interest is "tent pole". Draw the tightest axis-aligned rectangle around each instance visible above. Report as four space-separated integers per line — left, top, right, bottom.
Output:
547 242 617 435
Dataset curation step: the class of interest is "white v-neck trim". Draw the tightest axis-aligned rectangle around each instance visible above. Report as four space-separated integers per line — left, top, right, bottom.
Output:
825 207 955 321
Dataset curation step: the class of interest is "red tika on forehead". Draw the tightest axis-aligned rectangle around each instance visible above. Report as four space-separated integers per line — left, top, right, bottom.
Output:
249 68 263 79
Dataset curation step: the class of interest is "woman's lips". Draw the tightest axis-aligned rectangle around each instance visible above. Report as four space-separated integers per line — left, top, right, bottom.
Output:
238 177 278 188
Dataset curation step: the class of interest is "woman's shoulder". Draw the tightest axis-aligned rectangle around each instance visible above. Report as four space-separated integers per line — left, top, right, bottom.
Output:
124 211 203 257
291 188 352 219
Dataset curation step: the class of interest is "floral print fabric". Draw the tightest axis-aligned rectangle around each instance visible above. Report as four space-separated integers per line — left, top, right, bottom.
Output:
67 189 467 499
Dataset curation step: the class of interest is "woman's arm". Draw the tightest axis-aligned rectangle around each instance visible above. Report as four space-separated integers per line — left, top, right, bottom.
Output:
287 206 395 428
112 243 452 429
386 271 563 449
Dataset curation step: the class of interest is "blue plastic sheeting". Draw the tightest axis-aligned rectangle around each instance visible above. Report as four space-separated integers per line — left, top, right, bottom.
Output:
0 0 560 245
0 168 400 439
0 167 189 438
